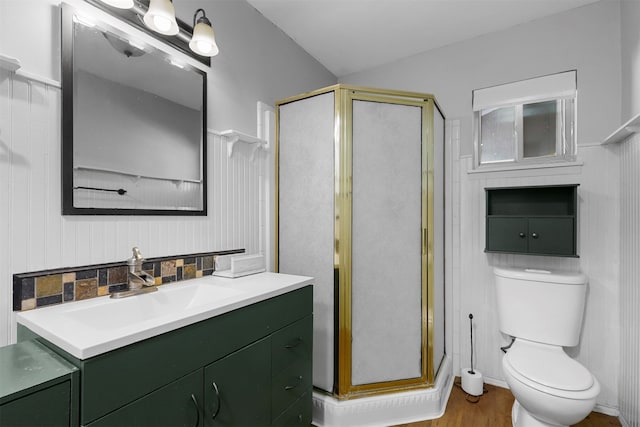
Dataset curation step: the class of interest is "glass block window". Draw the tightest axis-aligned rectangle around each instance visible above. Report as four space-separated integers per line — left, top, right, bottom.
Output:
473 71 577 168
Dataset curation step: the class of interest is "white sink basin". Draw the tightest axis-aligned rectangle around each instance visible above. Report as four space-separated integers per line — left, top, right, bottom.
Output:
17 272 313 360
61 282 243 331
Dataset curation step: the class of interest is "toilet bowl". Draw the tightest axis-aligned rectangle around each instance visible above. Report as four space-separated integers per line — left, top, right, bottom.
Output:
502 340 600 427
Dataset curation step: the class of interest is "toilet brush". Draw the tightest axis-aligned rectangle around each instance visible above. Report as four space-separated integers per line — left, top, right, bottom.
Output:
461 313 484 397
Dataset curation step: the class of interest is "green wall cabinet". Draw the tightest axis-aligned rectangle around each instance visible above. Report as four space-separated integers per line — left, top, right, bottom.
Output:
0 340 79 427
485 185 579 257
27 285 313 427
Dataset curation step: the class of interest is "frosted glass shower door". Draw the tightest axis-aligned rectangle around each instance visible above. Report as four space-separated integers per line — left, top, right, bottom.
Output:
350 98 425 386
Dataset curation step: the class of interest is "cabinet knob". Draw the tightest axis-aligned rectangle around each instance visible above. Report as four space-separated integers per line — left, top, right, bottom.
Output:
531 232 539 239
519 232 526 238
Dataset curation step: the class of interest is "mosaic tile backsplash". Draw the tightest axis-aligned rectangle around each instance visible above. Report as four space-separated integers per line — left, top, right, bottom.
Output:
13 249 244 311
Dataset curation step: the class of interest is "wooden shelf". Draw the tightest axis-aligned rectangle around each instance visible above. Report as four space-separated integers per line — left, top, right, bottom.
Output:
602 112 640 145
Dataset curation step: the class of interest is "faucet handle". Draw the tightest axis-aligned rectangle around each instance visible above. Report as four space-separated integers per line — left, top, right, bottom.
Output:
132 247 143 261
128 247 144 270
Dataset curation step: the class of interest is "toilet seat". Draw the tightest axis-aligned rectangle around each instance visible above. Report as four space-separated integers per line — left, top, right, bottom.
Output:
504 340 598 399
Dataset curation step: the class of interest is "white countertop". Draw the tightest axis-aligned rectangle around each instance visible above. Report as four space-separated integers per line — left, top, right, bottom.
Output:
16 272 313 360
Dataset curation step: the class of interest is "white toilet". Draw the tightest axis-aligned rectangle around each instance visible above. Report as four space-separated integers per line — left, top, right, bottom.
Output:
494 267 600 427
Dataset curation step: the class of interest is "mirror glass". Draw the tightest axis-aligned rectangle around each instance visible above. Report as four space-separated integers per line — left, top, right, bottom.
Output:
62 5 207 215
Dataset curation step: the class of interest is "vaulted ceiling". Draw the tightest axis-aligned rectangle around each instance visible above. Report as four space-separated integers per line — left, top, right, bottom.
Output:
246 0 601 77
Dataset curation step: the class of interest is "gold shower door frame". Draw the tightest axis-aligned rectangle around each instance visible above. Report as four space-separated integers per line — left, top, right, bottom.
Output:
336 87 435 398
275 84 439 400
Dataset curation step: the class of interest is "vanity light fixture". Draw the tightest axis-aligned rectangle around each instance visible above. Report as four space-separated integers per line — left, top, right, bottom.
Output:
143 0 179 36
189 9 219 57
97 0 219 58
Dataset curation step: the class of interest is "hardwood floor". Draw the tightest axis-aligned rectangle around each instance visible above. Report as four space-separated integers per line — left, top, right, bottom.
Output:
394 379 621 427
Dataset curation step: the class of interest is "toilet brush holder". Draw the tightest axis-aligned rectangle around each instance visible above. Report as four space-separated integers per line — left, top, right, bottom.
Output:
462 313 484 396
461 368 484 396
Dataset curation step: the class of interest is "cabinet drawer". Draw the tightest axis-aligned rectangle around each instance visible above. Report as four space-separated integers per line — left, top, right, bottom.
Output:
271 358 312 418
272 392 312 426
271 315 313 376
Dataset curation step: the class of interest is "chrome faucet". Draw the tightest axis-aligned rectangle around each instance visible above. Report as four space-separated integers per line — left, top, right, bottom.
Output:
111 247 157 299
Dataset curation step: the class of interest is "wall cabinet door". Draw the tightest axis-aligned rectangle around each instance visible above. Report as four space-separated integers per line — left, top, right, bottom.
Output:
204 337 271 426
87 370 202 427
486 217 529 253
527 218 575 255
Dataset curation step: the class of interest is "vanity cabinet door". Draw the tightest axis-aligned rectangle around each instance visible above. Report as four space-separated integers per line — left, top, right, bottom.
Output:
87 370 202 427
204 337 271 426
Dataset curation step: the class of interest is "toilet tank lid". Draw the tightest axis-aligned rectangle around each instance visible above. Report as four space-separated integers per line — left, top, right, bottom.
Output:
494 267 587 285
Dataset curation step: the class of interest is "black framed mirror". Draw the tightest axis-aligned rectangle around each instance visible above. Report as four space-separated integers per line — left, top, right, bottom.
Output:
62 4 207 215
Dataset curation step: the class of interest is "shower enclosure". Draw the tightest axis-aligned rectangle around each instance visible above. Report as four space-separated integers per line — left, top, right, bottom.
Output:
276 85 445 399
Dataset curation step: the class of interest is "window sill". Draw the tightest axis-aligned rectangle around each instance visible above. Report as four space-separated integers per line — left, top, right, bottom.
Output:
467 160 583 175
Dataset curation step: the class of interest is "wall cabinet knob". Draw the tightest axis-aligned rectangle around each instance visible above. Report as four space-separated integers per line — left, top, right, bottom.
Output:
519 232 526 238
531 232 539 239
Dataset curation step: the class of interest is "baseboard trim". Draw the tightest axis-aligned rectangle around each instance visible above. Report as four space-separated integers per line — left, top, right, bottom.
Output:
593 403 619 417
312 357 454 427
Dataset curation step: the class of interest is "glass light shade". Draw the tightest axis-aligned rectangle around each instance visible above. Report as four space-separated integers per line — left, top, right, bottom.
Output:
189 21 219 57
100 0 134 8
143 0 179 36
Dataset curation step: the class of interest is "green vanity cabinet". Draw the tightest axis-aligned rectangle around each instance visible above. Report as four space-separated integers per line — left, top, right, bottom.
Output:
0 340 79 427
485 185 578 257
29 285 313 427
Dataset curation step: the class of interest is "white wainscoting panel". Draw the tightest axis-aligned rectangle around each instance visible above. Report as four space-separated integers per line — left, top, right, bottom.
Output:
0 70 265 346
453 143 620 411
618 132 640 427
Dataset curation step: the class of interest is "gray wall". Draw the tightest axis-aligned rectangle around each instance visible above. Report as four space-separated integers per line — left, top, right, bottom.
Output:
174 0 336 135
340 0 621 154
621 0 640 121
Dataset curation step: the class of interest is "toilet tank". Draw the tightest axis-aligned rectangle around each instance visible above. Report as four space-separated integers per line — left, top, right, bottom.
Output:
494 267 587 347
